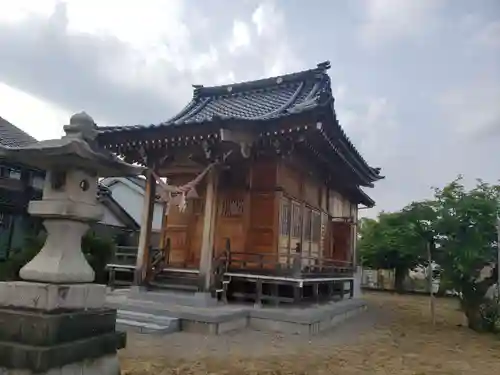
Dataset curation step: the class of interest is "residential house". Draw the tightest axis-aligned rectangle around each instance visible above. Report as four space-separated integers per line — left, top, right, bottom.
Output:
0 117 163 259
99 176 164 246
0 117 45 259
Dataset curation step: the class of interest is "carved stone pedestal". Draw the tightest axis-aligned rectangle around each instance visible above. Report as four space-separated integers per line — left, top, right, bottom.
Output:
0 282 125 375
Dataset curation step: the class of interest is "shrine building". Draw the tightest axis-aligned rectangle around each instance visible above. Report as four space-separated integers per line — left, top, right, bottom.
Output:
97 61 383 305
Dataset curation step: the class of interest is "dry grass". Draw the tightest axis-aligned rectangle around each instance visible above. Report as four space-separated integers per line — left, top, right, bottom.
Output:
120 293 500 374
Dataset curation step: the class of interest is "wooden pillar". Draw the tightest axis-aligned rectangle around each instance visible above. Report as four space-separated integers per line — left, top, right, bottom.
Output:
199 168 218 292
158 200 170 266
350 204 358 269
133 170 156 286
159 202 168 250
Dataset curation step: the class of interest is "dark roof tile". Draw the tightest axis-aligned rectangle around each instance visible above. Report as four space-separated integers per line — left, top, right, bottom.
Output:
98 61 332 133
96 61 383 185
0 117 37 147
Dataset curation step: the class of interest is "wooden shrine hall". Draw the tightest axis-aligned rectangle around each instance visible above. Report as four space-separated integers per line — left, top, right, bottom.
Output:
97 61 383 305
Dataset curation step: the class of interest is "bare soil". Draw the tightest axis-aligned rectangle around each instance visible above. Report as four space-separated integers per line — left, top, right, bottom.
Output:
120 292 500 374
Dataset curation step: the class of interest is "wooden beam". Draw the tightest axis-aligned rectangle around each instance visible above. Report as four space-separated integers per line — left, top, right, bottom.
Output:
198 168 219 292
219 128 256 158
133 170 156 286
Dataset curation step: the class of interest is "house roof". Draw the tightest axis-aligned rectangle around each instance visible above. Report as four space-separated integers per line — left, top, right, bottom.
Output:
97 184 140 230
99 61 333 133
96 61 383 187
101 176 163 202
0 117 37 147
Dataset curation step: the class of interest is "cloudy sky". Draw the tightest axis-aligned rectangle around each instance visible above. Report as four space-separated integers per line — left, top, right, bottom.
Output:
0 0 499 216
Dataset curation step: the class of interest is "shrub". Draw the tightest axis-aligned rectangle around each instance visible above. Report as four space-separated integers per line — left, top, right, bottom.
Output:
0 230 115 283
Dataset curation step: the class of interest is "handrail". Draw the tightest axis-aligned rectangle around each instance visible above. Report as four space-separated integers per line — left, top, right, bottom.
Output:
222 246 353 277
226 251 352 265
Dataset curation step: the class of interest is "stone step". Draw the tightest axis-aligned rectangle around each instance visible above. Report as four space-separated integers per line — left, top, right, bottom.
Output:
148 280 199 292
116 310 180 334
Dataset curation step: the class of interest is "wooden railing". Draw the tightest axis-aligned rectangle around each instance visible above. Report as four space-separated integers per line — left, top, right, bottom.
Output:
222 249 353 278
107 241 353 289
108 246 137 267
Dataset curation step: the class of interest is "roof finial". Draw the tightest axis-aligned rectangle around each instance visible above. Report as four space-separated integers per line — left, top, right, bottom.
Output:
317 61 331 70
192 84 204 98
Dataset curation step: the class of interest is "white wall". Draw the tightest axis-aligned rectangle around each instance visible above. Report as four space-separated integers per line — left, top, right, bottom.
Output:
104 179 164 231
99 205 125 227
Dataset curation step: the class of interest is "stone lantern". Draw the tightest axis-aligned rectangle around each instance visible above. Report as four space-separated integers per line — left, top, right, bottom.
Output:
0 113 144 374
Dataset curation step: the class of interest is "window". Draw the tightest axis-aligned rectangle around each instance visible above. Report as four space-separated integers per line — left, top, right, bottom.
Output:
280 198 291 236
303 208 312 241
312 211 321 242
291 202 302 238
9 168 21 180
221 198 244 217
31 175 45 190
0 166 21 179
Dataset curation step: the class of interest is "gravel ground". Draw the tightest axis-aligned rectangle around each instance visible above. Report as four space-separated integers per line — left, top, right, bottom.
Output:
120 305 379 360
120 293 500 374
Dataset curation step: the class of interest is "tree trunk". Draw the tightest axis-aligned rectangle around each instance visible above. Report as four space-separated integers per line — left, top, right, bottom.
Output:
464 304 484 331
394 267 406 294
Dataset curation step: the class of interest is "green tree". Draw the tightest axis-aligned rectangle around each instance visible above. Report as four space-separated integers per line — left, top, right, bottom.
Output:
359 209 428 292
0 231 115 283
433 177 500 331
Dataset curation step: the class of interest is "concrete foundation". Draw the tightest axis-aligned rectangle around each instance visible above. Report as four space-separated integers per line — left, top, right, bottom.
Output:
107 289 367 336
248 299 367 335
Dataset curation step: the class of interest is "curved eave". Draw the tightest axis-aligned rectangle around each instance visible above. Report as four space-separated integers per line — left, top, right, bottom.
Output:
312 126 377 187
96 101 323 145
320 101 384 182
354 188 375 208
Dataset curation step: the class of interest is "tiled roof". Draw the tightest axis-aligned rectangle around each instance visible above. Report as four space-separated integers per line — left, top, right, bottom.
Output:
0 117 37 147
98 61 333 133
97 61 383 185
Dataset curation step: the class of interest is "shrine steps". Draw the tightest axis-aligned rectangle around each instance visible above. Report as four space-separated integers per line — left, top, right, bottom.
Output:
107 289 368 337
150 268 200 293
148 280 198 293
116 310 180 334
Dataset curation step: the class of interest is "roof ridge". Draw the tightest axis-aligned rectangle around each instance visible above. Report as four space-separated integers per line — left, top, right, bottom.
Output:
192 61 331 98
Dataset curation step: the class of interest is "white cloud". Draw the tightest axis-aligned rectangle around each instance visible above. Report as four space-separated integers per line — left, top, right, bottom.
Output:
332 85 347 102
251 1 303 76
0 83 70 140
0 0 56 24
0 0 303 135
473 19 500 49
360 0 444 47
228 20 252 53
337 96 398 162
438 84 500 139
65 0 189 54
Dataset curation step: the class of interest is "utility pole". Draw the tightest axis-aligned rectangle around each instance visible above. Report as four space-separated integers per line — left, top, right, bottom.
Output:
497 217 500 299
427 241 436 326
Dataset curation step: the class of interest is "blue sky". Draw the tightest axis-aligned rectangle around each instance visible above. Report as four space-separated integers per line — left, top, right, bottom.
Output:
0 0 498 217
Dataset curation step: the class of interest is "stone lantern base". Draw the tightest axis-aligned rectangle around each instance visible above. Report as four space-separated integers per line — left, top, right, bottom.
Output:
0 282 126 375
